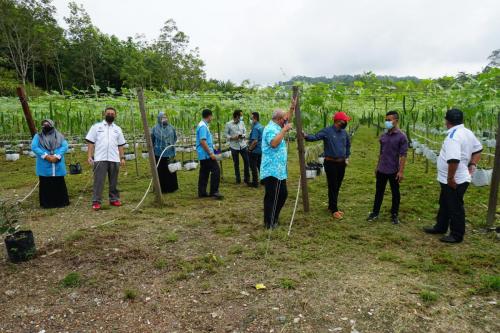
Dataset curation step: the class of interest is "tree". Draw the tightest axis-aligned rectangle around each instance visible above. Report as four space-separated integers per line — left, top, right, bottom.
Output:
0 0 57 86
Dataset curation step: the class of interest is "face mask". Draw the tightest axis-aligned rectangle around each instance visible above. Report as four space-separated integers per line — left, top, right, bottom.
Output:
340 122 347 129
105 115 115 123
385 120 394 130
42 126 52 134
162 120 168 126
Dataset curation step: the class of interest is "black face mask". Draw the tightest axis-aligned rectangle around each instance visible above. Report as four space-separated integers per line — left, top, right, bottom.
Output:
105 115 115 123
162 120 168 126
42 126 52 134
340 122 347 129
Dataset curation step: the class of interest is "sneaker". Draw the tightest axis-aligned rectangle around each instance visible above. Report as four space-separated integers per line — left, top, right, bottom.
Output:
211 192 224 200
110 200 122 207
391 215 400 225
439 235 462 243
92 202 101 211
332 211 343 219
366 213 379 222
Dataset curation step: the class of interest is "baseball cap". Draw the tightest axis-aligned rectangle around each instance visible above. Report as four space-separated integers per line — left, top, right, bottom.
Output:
333 112 352 122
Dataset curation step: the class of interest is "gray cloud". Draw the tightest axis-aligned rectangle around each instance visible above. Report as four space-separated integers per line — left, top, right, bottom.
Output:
52 0 500 85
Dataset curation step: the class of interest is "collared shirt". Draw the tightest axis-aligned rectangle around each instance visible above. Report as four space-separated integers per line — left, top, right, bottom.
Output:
305 126 351 159
85 121 126 163
248 121 264 155
260 121 287 180
437 124 482 184
377 128 408 174
196 120 214 160
224 120 247 150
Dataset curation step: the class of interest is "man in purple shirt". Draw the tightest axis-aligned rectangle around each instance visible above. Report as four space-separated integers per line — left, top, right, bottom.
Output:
367 111 408 224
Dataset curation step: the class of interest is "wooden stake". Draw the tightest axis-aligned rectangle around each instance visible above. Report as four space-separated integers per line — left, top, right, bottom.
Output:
486 112 500 228
293 86 310 213
16 87 37 137
137 88 163 206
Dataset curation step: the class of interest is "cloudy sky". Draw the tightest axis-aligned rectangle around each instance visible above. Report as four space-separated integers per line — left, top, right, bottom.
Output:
52 0 499 85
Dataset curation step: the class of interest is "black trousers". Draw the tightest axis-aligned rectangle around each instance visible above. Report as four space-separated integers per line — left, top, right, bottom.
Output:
198 159 220 196
434 182 469 241
231 148 250 183
372 171 400 216
263 177 288 229
249 153 262 185
324 160 346 212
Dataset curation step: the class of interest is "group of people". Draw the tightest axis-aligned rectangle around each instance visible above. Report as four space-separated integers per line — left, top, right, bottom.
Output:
30 103 482 243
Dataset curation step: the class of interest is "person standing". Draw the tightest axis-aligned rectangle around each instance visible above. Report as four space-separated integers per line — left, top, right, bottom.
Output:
224 110 250 184
304 112 352 219
367 111 408 224
31 119 70 209
423 109 482 243
248 112 264 187
151 112 178 193
85 107 126 211
196 109 223 200
260 102 295 229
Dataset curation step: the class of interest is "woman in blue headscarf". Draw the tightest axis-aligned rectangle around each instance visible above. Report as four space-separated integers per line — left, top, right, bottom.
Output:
31 119 70 208
151 112 178 193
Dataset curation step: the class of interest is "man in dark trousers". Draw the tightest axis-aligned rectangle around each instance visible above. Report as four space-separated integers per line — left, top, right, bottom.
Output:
367 111 408 224
304 111 351 220
224 110 250 184
196 109 223 200
248 112 264 187
423 109 482 243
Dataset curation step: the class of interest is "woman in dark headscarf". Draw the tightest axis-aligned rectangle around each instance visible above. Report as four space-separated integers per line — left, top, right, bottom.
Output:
31 119 70 208
151 112 178 193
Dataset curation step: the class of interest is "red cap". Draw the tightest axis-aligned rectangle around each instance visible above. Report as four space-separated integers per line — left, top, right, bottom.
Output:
333 112 351 122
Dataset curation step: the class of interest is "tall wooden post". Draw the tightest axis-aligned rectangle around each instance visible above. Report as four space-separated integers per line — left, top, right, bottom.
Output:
293 86 310 213
486 112 500 228
16 87 37 137
137 88 163 205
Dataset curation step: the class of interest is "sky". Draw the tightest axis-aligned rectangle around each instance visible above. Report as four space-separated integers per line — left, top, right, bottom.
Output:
51 0 500 85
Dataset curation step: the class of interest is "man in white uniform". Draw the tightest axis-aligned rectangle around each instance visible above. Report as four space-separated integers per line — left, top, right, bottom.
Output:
423 109 482 243
224 109 250 184
86 107 127 211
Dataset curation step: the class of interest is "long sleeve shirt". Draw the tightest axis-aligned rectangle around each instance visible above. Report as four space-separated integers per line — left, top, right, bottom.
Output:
224 120 247 150
305 126 351 158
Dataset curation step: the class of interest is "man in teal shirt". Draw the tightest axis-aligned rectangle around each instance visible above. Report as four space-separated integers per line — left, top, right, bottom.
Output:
260 104 294 229
196 109 223 200
248 112 264 187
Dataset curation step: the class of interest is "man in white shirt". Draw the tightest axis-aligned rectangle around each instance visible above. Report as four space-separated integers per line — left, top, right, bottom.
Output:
423 109 482 243
224 109 250 184
85 107 127 210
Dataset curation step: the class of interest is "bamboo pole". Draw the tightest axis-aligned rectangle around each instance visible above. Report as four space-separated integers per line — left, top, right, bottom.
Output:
137 88 163 205
16 87 37 137
486 112 500 228
293 86 310 213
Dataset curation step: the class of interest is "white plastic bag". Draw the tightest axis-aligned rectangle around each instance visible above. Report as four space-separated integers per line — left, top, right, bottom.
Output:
168 161 182 173
472 169 492 187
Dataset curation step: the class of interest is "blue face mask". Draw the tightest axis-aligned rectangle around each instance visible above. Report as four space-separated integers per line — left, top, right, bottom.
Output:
385 120 394 130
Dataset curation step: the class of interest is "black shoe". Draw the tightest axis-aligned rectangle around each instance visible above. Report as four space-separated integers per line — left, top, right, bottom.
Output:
366 213 379 222
439 235 462 243
198 193 209 198
423 227 446 234
391 215 400 225
211 192 224 200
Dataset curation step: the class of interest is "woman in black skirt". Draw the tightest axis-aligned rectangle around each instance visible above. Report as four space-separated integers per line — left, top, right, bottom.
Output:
31 119 70 208
151 112 178 193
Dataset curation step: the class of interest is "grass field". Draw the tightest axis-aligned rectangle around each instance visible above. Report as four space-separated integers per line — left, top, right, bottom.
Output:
0 126 498 333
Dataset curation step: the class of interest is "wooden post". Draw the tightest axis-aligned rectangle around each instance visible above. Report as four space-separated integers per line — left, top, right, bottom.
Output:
137 88 163 206
486 112 500 228
16 87 37 137
293 86 310 213
130 103 139 177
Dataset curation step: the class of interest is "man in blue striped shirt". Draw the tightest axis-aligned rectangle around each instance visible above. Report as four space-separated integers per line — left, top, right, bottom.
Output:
304 112 351 219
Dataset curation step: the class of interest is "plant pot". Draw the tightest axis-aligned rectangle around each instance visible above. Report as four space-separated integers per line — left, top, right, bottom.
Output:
141 151 149 159
124 153 135 161
80 145 88 152
183 160 198 171
5 153 20 161
4 230 36 263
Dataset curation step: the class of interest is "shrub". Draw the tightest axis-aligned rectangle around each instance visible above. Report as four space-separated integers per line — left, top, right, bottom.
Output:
60 272 81 288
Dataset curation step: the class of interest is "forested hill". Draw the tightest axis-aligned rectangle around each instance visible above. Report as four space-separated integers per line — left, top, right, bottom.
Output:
278 74 421 86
